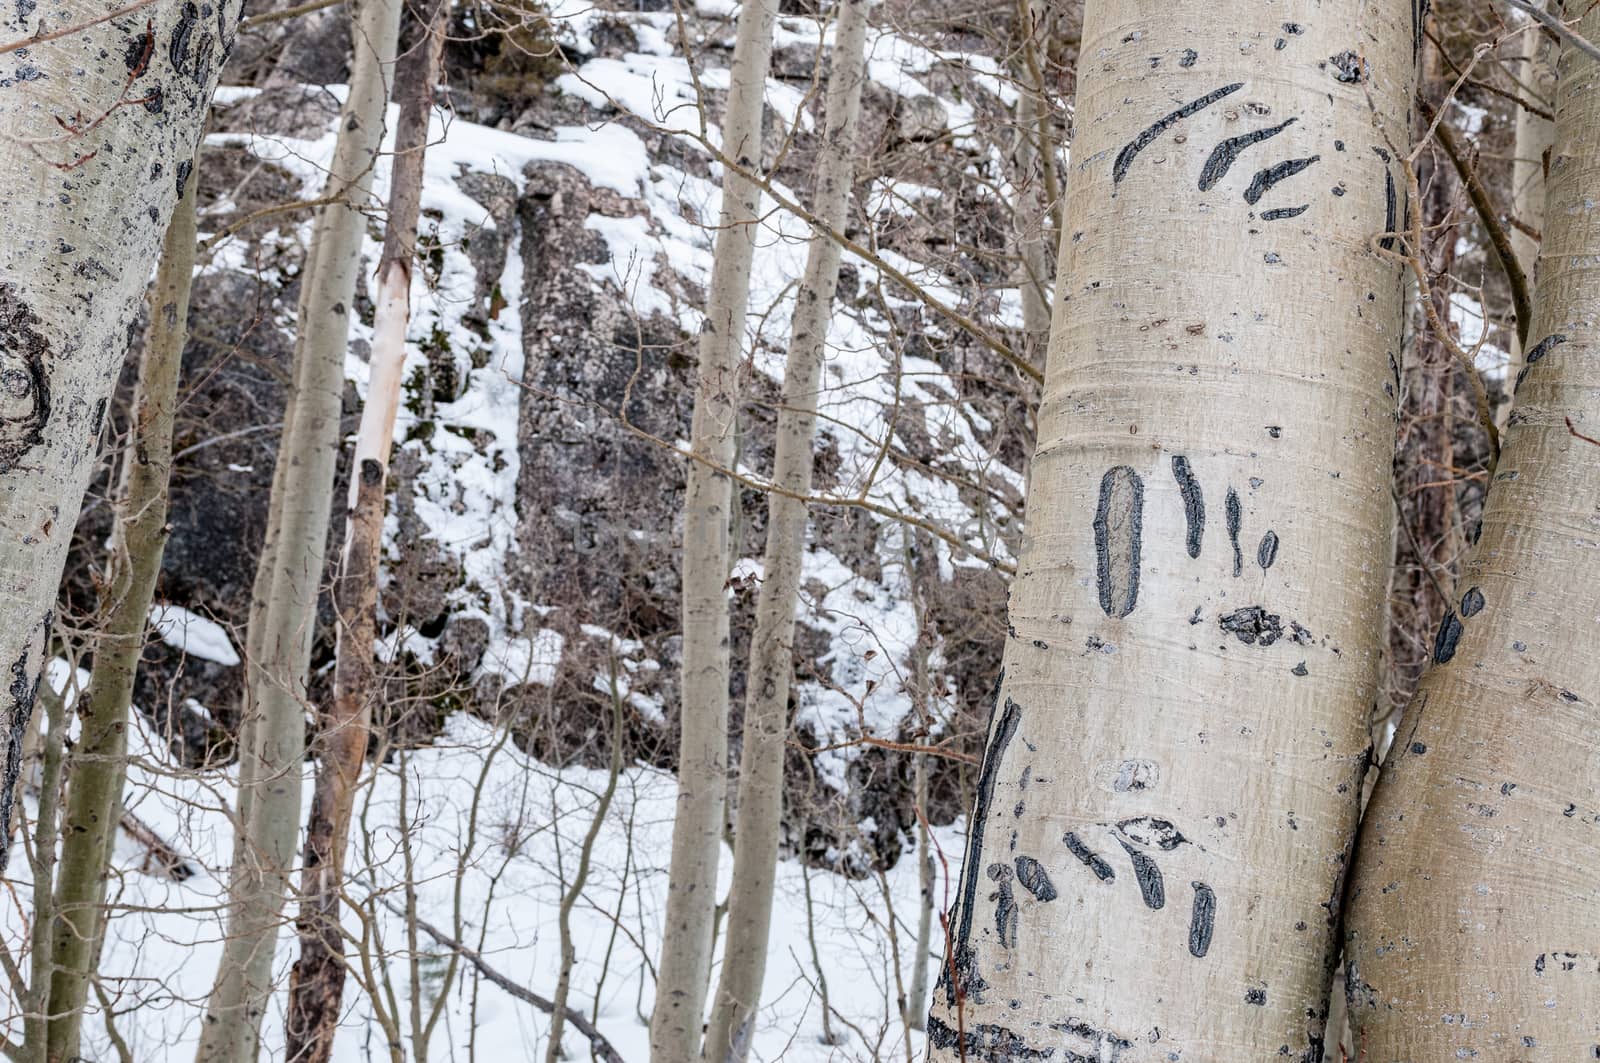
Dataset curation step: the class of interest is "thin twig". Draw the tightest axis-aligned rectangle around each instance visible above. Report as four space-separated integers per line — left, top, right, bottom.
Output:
1505 0 1600 63
0 0 161 56
242 0 343 28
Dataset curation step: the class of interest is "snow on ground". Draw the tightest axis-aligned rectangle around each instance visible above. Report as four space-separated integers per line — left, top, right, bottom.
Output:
5 703 963 1061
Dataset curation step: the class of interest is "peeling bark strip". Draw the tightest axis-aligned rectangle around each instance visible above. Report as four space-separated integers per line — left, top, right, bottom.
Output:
1093 466 1143 617
0 0 241 874
1171 455 1204 557
1198 118 1297 190
1188 882 1216 957
1112 82 1242 185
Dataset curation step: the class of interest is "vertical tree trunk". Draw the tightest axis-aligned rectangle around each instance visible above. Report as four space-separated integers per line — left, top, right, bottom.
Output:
699 2 870 1059
651 0 779 1057
1504 7 1557 415
42 147 201 1063
0 0 241 876
1344 7 1600 1052
925 1 1415 1057
282 5 443 1060
195 0 401 1057
1010 0 1057 369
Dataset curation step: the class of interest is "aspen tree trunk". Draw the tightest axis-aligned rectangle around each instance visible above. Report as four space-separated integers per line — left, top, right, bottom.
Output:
0 0 241 875
283 5 443 1057
1504 6 1557 415
699 3 870 1059
925 2 1415 1057
651 0 779 1057
42 148 201 1063
1010 0 1056 367
1344 7 1600 1052
195 0 401 1056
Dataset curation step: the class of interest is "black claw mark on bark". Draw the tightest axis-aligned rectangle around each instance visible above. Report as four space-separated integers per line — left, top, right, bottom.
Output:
1220 606 1283 646
1189 882 1216 957
1171 455 1204 558
947 690 1020 1003
927 1018 1053 1061
1225 487 1242 575
1379 165 1398 251
1116 816 1188 851
1199 118 1296 191
1093 466 1143 618
988 863 1018 947
1113 83 1243 186
0 612 48 873
1064 832 1115 882
1257 530 1278 570
1117 839 1166 910
1244 156 1320 205
1260 204 1309 221
1014 856 1057 902
1460 586 1485 617
1515 333 1566 391
1433 611 1462 664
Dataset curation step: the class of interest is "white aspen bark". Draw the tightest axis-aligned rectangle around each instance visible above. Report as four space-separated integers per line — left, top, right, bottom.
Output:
0 0 241 875
285 5 442 1057
1343 6 1600 1053
650 0 779 1057
43 147 200 1063
195 0 400 1056
1504 7 1557 408
699 2 870 1059
925 2 1415 1058
1010 0 1055 367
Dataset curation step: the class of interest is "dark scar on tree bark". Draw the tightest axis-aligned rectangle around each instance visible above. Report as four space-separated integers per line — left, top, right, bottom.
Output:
1116 815 1188 851
1433 610 1462 664
1260 204 1309 221
1515 333 1567 391
1257 529 1278 570
1112 83 1243 186
1219 605 1283 646
1198 117 1296 191
1094 466 1142 618
1243 156 1320 205
1014 855 1057 902
1379 165 1398 251
1225 487 1242 576
1117 838 1165 910
1460 586 1484 617
1050 1018 1132 1059
1170 455 1203 558
947 690 1020 1003
0 283 52 473
1063 831 1115 882
0 611 49 872
988 863 1018 947
926 1017 1053 1061
1189 881 1216 957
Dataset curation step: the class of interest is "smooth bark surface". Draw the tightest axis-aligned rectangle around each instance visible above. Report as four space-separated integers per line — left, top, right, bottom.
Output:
926 2 1415 1057
283 6 442 1057
1344 7 1600 1053
1505 9 1557 411
700 1 870 1058
0 0 240 874
43 148 200 1063
196 0 401 1055
651 0 779 1057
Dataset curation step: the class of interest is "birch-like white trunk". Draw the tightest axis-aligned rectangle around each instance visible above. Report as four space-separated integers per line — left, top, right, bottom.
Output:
926 1 1415 1057
651 0 779 1058
43 146 200 1063
1343 7 1600 1052
285 6 442 1057
0 0 240 875
699 3 870 1059
1504 6 1557 414
195 0 400 1056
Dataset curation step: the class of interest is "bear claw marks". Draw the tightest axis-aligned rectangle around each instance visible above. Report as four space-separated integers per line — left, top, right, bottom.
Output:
0 284 52 474
1094 466 1144 618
